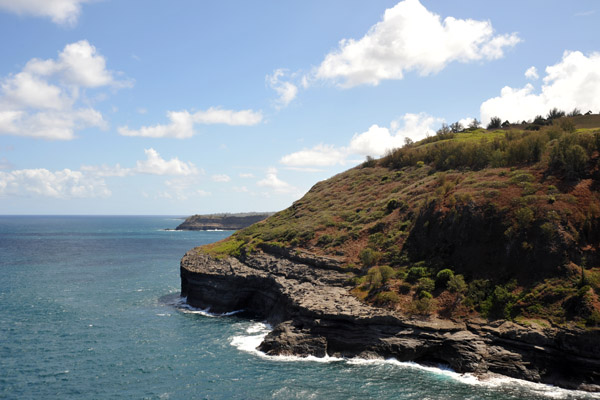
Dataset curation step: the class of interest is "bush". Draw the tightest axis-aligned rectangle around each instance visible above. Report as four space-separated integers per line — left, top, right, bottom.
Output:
375 291 400 306
411 297 435 315
481 285 517 320
407 265 428 282
447 275 467 294
360 248 381 268
379 265 395 284
386 199 400 213
366 267 382 287
436 269 454 288
417 277 435 293
487 117 502 130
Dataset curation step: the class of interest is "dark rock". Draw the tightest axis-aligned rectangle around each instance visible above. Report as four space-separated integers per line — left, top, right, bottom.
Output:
180 249 600 392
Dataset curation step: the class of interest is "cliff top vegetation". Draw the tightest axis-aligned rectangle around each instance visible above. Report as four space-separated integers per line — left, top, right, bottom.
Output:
200 112 600 328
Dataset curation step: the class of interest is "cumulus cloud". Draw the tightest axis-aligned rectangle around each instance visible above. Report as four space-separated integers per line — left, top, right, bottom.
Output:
525 66 539 80
266 69 299 108
118 107 263 139
0 168 110 198
480 51 600 124
280 144 348 167
257 167 299 195
0 41 130 140
82 148 201 177
0 0 92 26
313 0 520 87
350 113 441 156
279 113 441 168
0 148 202 199
211 174 231 182
135 148 199 176
164 177 210 200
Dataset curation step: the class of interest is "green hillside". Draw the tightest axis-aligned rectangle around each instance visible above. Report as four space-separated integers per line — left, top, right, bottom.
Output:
200 114 600 328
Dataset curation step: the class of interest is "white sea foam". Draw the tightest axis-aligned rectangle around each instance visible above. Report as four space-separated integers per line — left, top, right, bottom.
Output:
230 325 599 399
175 297 243 317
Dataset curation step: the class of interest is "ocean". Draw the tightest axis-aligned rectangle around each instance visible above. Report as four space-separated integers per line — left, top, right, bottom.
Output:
0 216 596 399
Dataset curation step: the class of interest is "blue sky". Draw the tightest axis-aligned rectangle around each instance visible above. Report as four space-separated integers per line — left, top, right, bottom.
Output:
0 0 599 215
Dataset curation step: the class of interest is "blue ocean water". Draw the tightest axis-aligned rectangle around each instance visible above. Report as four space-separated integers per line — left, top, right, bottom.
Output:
0 216 596 399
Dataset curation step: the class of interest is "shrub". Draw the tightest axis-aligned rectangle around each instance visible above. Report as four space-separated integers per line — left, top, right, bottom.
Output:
411 297 435 315
417 277 435 293
407 265 428 282
366 267 382 287
386 199 400 213
514 207 534 229
375 291 400 306
547 108 565 121
436 269 454 288
360 248 381 268
487 117 502 130
447 275 467 294
481 285 517 320
362 155 377 168
379 265 395 284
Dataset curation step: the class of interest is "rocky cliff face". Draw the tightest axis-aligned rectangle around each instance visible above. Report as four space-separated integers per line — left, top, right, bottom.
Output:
180 248 600 392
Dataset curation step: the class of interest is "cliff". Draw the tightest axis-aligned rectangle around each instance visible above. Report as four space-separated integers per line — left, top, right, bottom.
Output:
180 115 600 391
176 212 273 231
181 249 600 391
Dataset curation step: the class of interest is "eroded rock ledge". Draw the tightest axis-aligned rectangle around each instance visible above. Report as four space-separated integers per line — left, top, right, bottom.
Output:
180 248 600 392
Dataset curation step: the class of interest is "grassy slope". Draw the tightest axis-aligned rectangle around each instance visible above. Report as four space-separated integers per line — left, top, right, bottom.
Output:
201 116 600 328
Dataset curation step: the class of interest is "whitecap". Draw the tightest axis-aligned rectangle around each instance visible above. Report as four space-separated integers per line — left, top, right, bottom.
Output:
175 297 244 317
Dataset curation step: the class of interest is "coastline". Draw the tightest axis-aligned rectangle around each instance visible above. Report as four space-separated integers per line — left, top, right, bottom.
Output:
180 248 600 393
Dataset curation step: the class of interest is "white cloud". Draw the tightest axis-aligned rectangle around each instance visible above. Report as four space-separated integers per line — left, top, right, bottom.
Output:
314 0 520 87
211 174 231 182
0 168 110 198
280 144 348 167
0 0 92 26
278 113 441 168
118 107 263 139
164 177 211 200
480 51 600 124
267 69 299 108
135 148 199 176
0 41 129 140
525 66 539 80
82 148 201 178
239 173 254 178
232 186 249 193
257 167 300 195
349 113 441 157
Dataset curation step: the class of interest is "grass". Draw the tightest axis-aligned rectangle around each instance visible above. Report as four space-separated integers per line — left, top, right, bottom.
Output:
196 114 600 326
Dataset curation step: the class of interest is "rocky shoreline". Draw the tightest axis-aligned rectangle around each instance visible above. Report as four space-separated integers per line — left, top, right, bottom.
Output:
180 247 600 392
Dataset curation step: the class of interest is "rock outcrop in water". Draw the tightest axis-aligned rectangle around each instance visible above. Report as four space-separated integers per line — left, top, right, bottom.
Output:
181 248 600 392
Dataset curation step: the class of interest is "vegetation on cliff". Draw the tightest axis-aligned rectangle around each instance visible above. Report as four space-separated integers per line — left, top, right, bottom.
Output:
200 113 600 328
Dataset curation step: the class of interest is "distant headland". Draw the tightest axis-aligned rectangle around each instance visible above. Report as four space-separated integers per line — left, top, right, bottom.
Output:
175 212 274 231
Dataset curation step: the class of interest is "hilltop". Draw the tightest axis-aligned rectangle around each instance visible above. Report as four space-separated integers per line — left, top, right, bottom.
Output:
204 113 600 327
181 112 600 391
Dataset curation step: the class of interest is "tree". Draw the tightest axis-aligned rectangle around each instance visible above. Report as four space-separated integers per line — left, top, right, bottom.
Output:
487 117 502 130
469 119 481 129
567 108 582 117
450 122 463 133
547 108 565 121
436 123 451 136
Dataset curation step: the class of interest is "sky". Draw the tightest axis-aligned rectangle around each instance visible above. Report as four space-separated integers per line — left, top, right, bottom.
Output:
0 0 599 215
